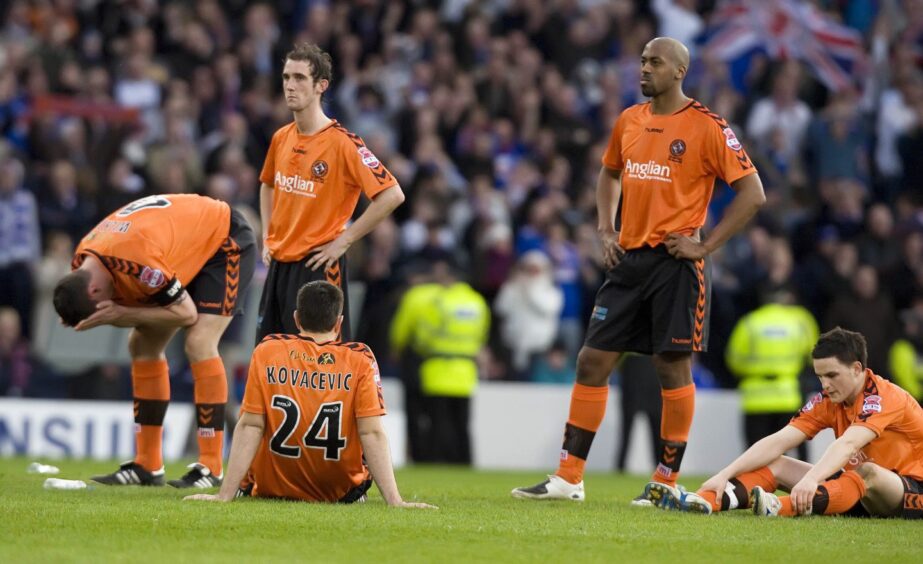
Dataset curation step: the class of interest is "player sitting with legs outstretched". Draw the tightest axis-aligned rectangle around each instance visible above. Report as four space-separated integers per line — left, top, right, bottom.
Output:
184 281 435 508
649 327 923 519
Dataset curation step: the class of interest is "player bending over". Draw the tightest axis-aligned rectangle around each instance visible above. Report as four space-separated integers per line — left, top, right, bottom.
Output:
185 281 435 508
55 194 256 488
648 327 923 519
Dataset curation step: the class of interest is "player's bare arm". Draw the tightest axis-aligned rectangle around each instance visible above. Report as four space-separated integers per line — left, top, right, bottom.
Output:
357 415 437 509
75 290 197 331
305 185 405 271
259 182 273 266
665 173 766 260
595 166 624 269
700 425 806 500
184 411 265 502
788 425 876 515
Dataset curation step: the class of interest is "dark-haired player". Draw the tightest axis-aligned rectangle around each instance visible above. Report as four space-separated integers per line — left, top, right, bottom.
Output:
649 327 923 519
256 43 404 342
185 281 435 508
55 194 256 488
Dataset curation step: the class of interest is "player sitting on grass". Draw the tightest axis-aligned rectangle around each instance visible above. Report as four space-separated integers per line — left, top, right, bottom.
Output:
646 327 923 518
184 281 435 508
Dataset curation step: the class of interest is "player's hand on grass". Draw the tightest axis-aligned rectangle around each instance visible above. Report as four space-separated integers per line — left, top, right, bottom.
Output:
392 501 439 509
75 300 128 331
664 233 708 260
600 230 624 269
699 474 728 501
790 476 818 515
183 493 228 502
305 236 351 271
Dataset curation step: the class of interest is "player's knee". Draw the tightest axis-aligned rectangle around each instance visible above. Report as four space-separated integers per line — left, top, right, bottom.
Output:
128 330 159 359
575 348 613 386
184 329 219 361
652 352 692 388
855 463 883 489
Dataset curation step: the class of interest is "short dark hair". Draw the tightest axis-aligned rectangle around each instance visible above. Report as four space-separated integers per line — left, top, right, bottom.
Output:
812 327 868 368
296 281 343 333
285 43 332 85
53 270 97 327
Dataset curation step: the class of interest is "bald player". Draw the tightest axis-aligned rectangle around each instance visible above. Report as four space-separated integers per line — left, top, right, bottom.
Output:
512 37 766 504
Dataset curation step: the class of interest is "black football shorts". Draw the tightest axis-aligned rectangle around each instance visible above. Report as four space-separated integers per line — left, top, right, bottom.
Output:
187 208 257 316
584 244 711 354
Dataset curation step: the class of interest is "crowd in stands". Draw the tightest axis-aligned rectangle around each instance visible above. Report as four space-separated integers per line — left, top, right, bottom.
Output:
2 0 923 400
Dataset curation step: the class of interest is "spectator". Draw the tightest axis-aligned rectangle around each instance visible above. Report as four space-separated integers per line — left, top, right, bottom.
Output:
0 156 40 338
0 307 32 396
532 340 576 384
857 203 901 272
494 250 563 379
825 265 899 379
31 230 73 350
546 221 584 357
803 91 870 186
390 258 490 464
726 286 816 461
38 159 96 244
890 295 923 403
746 61 812 163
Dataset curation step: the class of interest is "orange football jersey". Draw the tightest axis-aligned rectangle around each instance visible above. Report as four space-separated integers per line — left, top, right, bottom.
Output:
602 100 757 250
259 120 397 262
242 334 386 502
72 194 231 306
789 370 923 479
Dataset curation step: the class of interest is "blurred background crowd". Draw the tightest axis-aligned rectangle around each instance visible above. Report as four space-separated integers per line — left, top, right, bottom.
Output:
2 0 923 409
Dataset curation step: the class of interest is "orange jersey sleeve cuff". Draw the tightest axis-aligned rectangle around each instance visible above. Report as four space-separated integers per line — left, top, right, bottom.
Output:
241 399 265 415
788 418 822 439
724 166 758 188
849 421 884 438
356 407 387 418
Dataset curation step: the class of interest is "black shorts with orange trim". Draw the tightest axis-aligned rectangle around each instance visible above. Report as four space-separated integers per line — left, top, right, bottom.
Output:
255 253 350 344
187 209 256 316
899 474 923 519
584 244 711 355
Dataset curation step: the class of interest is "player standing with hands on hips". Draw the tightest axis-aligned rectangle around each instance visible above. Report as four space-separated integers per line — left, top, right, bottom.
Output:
512 37 766 504
257 43 404 341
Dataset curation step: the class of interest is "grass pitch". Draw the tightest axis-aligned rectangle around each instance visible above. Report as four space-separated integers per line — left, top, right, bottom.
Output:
2 457 921 563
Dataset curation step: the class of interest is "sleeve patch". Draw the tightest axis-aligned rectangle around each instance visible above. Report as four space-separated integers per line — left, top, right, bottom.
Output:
861 394 883 414
358 146 380 168
723 127 742 151
150 277 183 306
140 266 166 288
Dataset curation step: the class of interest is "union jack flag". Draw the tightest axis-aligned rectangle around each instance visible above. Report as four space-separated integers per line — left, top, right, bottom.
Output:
702 0 866 91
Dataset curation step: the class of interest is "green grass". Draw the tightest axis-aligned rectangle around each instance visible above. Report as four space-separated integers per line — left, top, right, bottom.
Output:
2 457 921 563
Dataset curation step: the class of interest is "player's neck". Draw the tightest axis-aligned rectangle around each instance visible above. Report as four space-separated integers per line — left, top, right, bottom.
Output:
844 371 869 405
300 330 338 344
650 90 691 115
293 104 332 136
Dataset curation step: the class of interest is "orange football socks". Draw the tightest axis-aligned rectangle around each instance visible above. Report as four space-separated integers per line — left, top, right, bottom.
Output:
778 470 866 516
653 384 695 485
192 357 228 476
132 359 170 472
556 383 608 484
